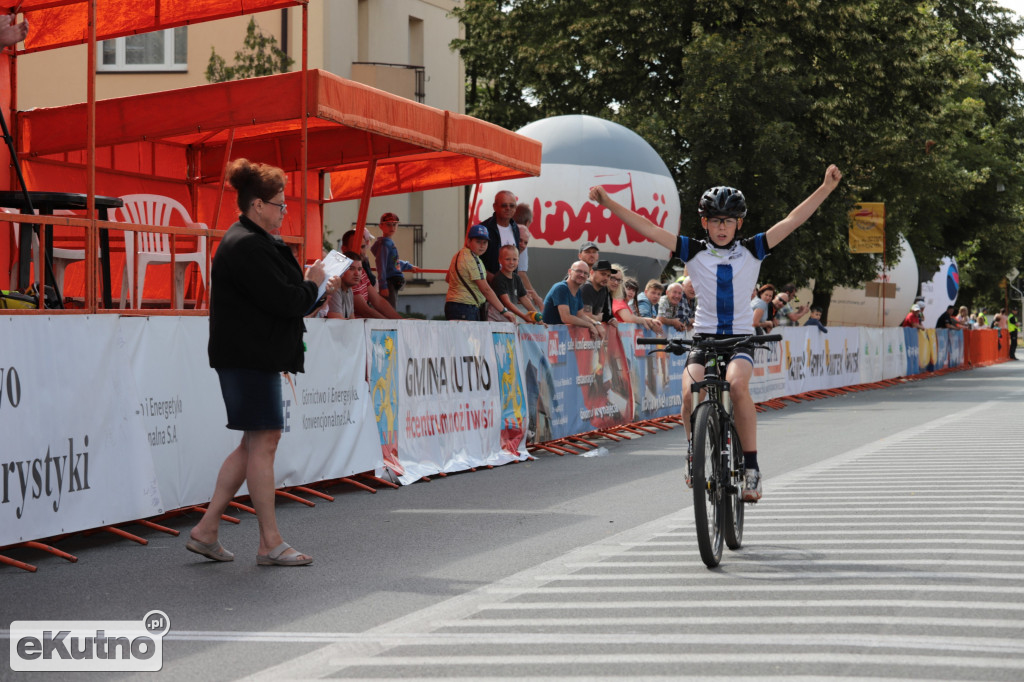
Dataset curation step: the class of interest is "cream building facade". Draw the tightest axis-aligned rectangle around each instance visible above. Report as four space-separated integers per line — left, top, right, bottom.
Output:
16 1 467 315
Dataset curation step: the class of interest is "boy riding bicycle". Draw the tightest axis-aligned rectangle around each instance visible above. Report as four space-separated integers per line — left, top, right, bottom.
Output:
589 165 843 501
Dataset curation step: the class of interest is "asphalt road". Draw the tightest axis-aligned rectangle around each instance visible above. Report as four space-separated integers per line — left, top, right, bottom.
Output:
2 359 1023 681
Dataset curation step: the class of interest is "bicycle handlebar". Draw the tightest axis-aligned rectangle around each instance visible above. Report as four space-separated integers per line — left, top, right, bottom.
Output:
637 333 782 351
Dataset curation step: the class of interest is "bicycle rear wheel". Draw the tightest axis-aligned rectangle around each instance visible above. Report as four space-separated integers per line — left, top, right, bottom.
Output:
723 422 744 550
691 402 724 568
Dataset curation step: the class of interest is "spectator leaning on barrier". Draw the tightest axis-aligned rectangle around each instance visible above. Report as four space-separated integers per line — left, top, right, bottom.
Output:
957 305 972 329
341 229 402 319
676 276 696 330
371 212 417 309
623 278 641 315
512 203 545 309
476 190 522 279
751 284 775 333
804 305 828 333
608 265 663 333
636 279 664 317
488 244 542 324
976 308 988 327
658 282 687 332
326 252 365 321
774 285 809 326
579 259 618 326
901 303 924 329
936 305 960 330
543 260 604 338
445 225 516 322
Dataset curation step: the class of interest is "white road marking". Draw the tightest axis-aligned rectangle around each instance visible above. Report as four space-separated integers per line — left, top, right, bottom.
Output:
223 392 1024 680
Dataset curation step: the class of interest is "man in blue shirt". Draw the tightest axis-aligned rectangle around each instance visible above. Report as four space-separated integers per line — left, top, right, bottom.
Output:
542 261 604 339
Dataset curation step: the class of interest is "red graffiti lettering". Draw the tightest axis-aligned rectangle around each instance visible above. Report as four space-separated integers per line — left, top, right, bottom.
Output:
469 174 672 249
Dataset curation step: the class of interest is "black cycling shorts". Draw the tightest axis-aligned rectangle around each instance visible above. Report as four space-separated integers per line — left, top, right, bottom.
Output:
684 334 756 368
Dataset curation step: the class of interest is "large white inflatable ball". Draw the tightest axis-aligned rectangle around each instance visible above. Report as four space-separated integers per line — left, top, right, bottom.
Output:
472 115 681 296
828 235 920 327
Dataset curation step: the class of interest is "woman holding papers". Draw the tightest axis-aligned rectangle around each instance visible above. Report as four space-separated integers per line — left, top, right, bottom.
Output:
189 158 331 567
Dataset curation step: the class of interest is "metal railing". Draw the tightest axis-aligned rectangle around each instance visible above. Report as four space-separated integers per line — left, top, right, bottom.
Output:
351 61 425 102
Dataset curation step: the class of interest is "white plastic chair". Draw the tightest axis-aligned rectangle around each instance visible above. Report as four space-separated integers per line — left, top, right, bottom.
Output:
115 194 208 309
5 207 82 291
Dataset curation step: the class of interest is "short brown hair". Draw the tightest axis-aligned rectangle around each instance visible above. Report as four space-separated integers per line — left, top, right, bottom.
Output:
226 158 286 212
644 279 664 293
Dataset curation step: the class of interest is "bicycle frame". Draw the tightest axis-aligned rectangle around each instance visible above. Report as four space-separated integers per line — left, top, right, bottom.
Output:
638 333 780 567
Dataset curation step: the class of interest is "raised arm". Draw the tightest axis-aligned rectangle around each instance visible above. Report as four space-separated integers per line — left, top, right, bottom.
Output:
589 186 676 251
765 165 843 250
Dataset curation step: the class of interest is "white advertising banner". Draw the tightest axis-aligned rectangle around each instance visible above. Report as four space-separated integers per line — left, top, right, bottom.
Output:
1 316 161 547
858 328 885 384
276 319 382 486
125 316 235 511
883 327 908 379
780 326 861 395
129 317 382 511
749 338 787 404
366 320 524 485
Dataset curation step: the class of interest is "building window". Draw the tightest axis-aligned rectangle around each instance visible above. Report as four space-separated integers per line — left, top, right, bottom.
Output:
98 27 187 72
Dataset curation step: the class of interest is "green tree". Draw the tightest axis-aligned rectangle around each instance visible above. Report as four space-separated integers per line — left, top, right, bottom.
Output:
206 17 293 83
451 0 1024 315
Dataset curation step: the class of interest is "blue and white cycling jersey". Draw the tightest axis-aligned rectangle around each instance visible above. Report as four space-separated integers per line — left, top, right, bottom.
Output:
674 233 771 335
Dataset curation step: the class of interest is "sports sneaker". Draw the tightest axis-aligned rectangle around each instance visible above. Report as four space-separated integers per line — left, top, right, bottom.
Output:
742 469 762 502
685 441 693 489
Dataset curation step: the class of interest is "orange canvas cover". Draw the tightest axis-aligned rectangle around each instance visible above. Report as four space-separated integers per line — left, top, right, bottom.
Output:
19 69 540 207
13 70 540 303
3 1 302 54
327 111 542 201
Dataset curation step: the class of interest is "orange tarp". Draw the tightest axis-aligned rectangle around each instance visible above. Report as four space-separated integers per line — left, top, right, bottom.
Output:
328 112 544 201
4 1 303 54
18 70 540 221
12 69 541 303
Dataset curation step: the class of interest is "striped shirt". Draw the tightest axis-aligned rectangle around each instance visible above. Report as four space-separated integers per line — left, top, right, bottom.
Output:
674 233 771 335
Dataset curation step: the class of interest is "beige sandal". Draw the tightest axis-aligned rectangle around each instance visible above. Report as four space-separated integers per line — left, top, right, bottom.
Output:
257 542 312 566
186 536 234 562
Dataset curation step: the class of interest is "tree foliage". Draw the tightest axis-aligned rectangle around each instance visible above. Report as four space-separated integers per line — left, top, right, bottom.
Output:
206 18 293 83
451 0 1024 310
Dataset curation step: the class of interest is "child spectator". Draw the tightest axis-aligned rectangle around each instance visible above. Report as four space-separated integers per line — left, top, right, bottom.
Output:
636 279 664 317
340 229 402 319
445 225 515 322
804 305 828 332
371 212 417 309
488 244 542 323
326 252 366 320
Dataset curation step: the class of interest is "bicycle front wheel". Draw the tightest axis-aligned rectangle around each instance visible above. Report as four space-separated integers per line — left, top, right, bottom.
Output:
723 421 744 550
691 402 724 568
